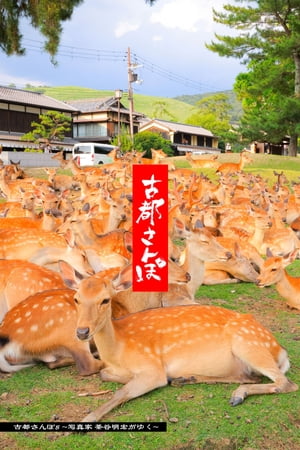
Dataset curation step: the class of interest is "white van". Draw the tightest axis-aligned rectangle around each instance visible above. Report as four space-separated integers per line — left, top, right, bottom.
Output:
72 142 117 166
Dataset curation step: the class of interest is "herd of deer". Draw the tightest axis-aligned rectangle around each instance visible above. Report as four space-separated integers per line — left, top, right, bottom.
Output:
0 149 299 422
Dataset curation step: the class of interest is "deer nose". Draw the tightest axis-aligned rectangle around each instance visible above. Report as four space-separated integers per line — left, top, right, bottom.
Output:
77 327 90 340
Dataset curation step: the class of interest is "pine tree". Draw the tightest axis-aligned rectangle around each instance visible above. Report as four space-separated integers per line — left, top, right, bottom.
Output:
207 0 300 156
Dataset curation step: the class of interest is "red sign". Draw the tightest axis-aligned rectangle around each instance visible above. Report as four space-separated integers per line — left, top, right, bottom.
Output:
132 164 168 291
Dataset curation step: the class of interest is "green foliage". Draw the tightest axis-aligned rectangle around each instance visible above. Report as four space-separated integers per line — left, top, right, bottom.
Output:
207 0 300 156
133 131 173 157
110 125 133 152
21 110 72 150
0 0 84 59
24 148 43 153
186 93 239 147
151 100 177 121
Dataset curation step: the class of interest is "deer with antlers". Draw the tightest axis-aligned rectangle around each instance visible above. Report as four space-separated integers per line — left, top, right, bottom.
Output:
58 267 298 422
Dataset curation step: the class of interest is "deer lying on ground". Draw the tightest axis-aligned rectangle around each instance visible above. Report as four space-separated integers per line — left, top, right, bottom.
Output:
0 228 93 276
203 242 259 284
0 288 102 375
256 248 300 310
61 267 298 422
0 260 66 321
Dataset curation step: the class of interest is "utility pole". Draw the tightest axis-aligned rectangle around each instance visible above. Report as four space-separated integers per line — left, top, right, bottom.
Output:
127 47 135 140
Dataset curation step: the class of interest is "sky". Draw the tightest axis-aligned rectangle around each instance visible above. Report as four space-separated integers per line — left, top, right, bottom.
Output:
0 0 244 98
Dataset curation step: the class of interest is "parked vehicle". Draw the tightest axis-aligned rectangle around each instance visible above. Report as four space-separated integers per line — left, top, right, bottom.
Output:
72 143 116 166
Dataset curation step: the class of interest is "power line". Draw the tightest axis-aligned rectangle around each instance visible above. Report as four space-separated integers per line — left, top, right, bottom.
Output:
21 39 218 94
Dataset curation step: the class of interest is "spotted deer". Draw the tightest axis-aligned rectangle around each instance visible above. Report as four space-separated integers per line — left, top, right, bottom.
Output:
186 152 219 169
0 228 93 276
0 288 102 375
62 268 298 422
0 259 66 321
256 248 300 310
216 151 252 175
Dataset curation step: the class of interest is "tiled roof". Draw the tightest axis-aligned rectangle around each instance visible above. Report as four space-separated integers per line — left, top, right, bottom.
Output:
67 97 115 112
0 86 78 112
140 119 215 137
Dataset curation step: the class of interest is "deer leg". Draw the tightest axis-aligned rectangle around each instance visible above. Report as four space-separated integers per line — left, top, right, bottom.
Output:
230 377 298 406
81 370 168 422
170 373 261 387
70 345 104 376
230 344 298 405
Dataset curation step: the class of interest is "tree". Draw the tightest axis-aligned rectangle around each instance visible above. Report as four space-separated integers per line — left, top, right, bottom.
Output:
21 110 72 151
151 101 177 121
186 93 238 149
133 131 173 158
206 0 300 156
0 1 157 58
234 58 300 147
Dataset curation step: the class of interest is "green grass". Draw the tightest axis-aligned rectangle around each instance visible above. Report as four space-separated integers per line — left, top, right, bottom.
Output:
1 154 300 449
1 277 299 449
28 86 195 123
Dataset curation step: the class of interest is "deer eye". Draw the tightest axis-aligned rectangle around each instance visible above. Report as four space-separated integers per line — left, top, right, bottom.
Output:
74 297 79 304
101 298 110 305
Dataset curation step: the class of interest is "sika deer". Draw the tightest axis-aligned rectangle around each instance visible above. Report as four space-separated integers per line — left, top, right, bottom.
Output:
186 152 219 169
0 288 102 375
0 228 93 276
216 151 252 175
0 260 66 321
256 248 300 310
64 268 298 422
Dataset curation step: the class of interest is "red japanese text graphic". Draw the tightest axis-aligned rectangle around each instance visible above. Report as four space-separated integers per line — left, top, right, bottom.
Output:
132 164 168 291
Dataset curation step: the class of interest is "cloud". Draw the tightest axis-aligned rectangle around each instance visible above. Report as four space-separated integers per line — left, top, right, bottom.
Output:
150 0 203 32
114 21 140 38
152 35 163 41
0 70 47 87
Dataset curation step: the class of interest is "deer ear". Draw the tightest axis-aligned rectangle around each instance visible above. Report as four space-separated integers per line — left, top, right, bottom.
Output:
58 260 84 290
112 264 132 291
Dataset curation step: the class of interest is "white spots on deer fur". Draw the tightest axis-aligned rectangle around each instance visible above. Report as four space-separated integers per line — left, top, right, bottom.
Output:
16 328 24 334
241 327 250 334
25 311 31 318
32 303 39 309
264 341 271 348
30 324 38 332
42 305 49 311
45 319 54 328
14 317 21 324
59 317 64 323
57 303 64 308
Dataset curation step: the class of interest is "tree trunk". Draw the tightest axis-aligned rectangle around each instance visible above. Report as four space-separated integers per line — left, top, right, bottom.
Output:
288 134 298 157
289 51 300 156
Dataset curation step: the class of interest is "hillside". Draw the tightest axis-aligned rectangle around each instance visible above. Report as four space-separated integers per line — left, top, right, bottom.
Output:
28 86 196 123
175 90 243 123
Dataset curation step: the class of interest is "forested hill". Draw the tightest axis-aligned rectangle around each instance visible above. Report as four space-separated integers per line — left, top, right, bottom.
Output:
175 90 243 124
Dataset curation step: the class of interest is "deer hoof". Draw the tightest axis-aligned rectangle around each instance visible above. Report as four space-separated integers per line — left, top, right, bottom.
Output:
229 395 245 406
